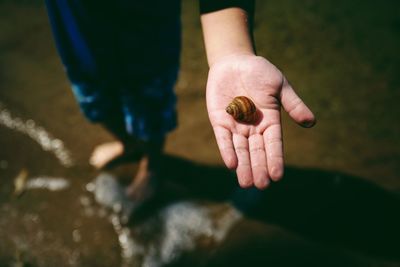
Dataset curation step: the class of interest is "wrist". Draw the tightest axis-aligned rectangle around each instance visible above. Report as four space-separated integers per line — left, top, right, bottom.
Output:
208 49 255 68
208 52 256 69
201 7 255 67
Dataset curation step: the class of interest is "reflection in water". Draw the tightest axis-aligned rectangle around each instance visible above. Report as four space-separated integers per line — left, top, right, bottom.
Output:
0 102 74 167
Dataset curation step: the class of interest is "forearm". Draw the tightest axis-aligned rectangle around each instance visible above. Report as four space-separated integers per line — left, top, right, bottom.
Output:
200 1 255 67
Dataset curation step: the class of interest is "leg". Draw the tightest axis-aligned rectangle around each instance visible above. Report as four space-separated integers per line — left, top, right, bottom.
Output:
89 117 144 169
126 138 165 201
92 113 167 202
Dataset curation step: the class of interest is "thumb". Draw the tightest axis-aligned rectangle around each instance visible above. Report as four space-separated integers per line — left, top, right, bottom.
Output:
280 79 316 128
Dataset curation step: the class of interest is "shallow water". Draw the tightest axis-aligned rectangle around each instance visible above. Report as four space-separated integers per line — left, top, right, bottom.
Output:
1 0 399 266
0 102 74 167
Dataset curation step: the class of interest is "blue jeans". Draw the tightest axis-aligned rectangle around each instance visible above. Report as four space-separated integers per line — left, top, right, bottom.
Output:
45 0 181 140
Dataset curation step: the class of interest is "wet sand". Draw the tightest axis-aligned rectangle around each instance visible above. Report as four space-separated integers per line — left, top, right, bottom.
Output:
0 0 399 266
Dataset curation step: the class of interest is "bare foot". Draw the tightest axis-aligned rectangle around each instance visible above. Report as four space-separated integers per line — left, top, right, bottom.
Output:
126 157 157 203
89 141 124 169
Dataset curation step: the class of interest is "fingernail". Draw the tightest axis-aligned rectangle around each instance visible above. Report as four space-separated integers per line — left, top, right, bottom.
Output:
302 120 316 128
256 177 270 189
271 167 284 181
239 178 253 188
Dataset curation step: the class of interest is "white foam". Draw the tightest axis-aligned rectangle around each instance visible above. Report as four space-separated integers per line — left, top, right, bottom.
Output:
0 102 74 167
91 172 243 267
25 176 70 191
109 213 145 267
144 202 242 266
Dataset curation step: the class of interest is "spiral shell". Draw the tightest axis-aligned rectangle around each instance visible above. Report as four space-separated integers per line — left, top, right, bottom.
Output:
226 96 257 123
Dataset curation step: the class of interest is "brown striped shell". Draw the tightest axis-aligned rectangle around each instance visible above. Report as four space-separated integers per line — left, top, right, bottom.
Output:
226 96 257 123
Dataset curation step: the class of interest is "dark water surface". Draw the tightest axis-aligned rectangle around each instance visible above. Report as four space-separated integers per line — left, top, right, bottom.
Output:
1 0 399 266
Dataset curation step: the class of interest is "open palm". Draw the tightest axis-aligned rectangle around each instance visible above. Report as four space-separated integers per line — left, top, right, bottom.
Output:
206 55 315 189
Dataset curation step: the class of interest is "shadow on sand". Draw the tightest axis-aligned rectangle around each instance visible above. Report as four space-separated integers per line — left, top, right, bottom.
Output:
110 154 399 267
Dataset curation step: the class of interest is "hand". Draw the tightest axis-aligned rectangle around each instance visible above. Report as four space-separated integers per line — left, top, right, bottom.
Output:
206 54 316 189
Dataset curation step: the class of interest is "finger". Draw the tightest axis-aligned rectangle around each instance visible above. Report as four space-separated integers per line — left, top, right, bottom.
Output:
280 79 316 128
213 126 237 169
249 134 270 189
233 134 253 188
264 123 284 181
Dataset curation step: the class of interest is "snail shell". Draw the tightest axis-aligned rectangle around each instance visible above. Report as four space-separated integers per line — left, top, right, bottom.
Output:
226 96 257 123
